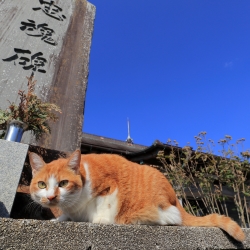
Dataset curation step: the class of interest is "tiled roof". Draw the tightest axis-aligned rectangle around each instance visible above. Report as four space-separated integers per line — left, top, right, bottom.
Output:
81 132 147 154
81 133 181 165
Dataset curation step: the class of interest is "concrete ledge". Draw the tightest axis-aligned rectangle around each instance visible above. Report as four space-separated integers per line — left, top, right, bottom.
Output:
0 219 249 249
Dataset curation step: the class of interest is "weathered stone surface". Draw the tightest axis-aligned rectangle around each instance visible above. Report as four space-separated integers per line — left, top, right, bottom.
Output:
0 0 96 152
0 219 249 249
0 140 29 217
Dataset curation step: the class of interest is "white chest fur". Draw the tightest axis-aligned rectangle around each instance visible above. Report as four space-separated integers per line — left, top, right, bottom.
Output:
60 163 119 224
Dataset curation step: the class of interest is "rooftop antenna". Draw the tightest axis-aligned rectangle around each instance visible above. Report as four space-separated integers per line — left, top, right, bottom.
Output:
126 118 133 144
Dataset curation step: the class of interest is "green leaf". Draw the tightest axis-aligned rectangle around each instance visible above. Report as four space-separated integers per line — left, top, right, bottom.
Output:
242 191 250 197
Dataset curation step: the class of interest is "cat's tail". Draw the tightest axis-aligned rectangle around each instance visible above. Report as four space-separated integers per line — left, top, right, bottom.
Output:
176 200 245 242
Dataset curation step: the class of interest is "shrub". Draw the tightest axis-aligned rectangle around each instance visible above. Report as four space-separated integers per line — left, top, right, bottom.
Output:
157 132 250 227
0 76 61 141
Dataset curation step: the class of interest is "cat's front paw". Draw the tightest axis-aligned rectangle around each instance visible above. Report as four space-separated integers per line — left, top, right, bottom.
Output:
50 214 69 222
93 217 111 224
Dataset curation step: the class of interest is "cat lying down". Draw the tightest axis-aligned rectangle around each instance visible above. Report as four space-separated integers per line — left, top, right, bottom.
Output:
29 150 245 242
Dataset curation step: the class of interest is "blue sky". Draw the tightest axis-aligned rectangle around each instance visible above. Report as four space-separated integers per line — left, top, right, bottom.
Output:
83 0 250 153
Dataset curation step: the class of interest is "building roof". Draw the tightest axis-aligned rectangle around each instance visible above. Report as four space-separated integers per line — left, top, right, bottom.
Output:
81 132 181 165
81 132 147 155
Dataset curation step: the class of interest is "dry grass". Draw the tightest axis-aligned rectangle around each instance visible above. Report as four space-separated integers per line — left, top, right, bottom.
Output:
157 132 250 227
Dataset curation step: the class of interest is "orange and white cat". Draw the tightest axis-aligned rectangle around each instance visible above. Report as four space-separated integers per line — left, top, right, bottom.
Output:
29 150 245 242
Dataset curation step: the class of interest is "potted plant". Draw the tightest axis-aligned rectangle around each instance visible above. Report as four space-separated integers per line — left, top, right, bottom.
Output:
0 76 61 142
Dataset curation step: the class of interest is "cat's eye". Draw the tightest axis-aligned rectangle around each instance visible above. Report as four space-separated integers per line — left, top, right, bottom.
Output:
59 180 68 187
38 181 46 189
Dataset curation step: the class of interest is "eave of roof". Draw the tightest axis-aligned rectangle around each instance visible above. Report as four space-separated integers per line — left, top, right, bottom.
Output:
81 132 147 154
81 133 183 164
126 140 182 162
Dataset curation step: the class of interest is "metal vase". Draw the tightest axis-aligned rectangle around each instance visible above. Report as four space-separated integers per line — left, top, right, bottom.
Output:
4 120 27 142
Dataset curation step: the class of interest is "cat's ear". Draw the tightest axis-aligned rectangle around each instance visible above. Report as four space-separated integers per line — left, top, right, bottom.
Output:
29 152 46 176
67 150 81 173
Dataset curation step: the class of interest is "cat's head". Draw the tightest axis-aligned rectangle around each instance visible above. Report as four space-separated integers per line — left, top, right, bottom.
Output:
29 150 83 209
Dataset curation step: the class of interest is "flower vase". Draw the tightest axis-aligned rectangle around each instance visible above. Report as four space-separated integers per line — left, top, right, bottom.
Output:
4 120 27 142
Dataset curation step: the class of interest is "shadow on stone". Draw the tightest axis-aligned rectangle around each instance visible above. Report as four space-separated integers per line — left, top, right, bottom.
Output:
0 201 9 218
10 192 55 220
221 228 245 249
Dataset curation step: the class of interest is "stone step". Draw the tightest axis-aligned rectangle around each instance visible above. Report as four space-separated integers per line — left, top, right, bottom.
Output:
0 218 249 249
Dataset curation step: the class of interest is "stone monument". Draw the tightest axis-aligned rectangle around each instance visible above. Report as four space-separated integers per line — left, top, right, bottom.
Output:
0 0 95 217
0 0 96 152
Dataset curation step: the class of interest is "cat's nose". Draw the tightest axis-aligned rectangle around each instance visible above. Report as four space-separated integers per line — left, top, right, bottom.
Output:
47 195 57 201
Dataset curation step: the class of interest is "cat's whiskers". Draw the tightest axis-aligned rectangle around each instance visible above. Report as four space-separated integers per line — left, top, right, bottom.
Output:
59 190 82 207
59 197 85 219
24 193 39 210
25 200 43 217
25 200 37 211
60 197 80 209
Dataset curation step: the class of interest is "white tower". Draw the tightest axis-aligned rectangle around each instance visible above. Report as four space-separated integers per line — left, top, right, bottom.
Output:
126 118 133 144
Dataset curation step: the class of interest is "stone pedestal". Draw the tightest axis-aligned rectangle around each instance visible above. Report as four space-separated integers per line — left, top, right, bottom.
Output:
0 140 29 217
0 0 96 152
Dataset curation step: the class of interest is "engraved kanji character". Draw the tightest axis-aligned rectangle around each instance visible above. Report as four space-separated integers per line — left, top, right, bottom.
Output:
2 49 47 74
2 49 31 66
23 52 47 73
20 20 57 46
33 0 66 21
